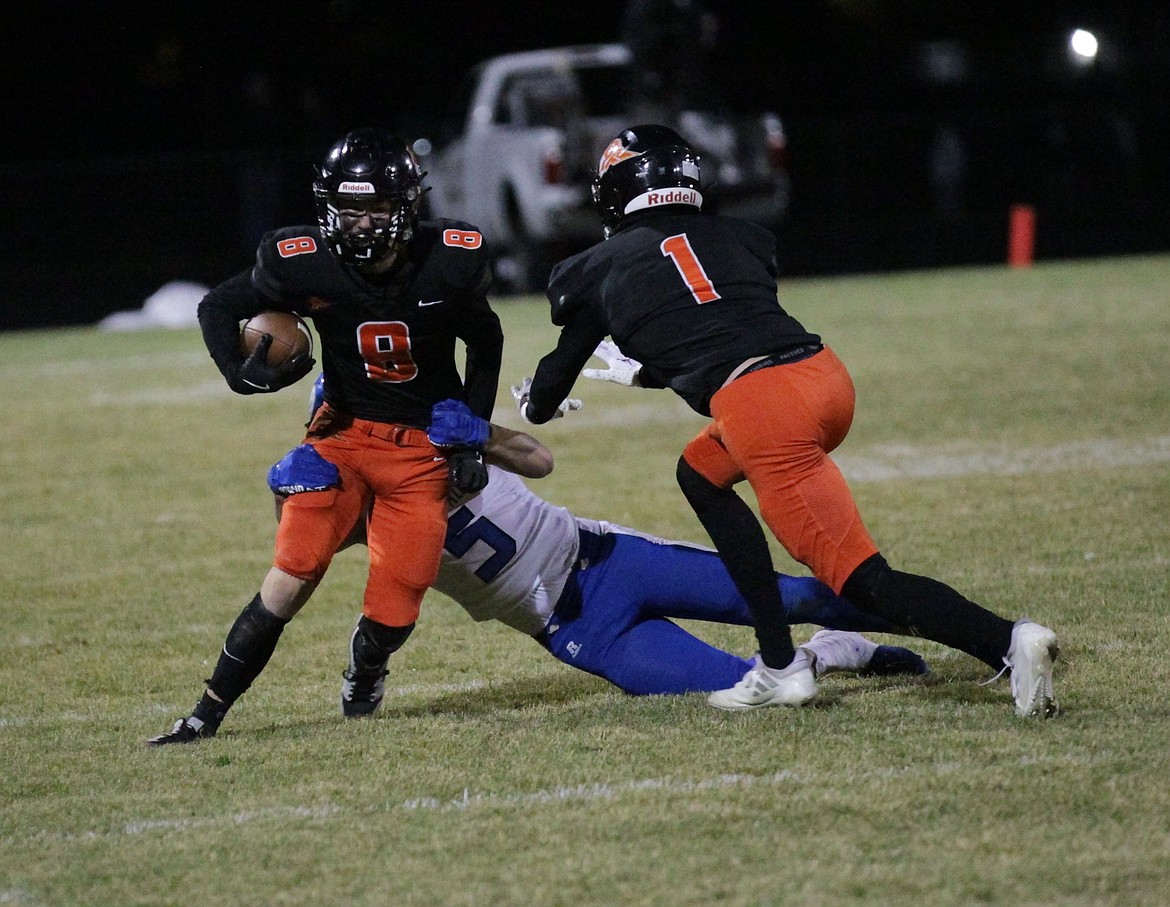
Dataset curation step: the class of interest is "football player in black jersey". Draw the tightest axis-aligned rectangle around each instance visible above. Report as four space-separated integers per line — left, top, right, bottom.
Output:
148 129 504 745
518 125 1058 718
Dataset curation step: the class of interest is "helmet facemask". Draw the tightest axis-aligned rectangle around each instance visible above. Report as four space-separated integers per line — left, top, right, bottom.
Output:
315 187 421 266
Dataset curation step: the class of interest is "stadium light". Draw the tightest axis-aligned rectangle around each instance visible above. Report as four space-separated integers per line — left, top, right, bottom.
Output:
1068 28 1099 65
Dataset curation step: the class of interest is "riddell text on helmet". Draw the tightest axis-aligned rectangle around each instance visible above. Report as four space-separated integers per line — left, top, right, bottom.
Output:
625 188 702 214
648 189 697 205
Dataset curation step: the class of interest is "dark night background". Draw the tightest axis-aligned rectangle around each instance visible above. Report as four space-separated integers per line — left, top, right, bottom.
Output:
2 1 1167 330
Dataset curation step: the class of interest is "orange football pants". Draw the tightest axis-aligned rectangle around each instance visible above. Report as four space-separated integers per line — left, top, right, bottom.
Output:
681 346 879 594
273 407 448 627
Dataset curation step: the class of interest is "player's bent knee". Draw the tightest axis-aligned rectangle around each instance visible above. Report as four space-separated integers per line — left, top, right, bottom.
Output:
259 567 317 619
676 455 721 503
272 548 333 585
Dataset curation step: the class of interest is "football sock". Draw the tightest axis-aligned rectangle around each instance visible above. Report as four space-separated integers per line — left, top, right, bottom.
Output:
842 553 1013 669
191 693 227 731
677 456 796 668
349 616 415 673
200 593 291 714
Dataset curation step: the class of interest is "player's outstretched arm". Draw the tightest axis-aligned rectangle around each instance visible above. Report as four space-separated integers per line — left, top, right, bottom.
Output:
428 398 554 479
484 424 553 478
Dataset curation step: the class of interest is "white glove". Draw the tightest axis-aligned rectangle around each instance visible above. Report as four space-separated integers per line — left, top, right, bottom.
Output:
581 340 643 387
511 377 583 424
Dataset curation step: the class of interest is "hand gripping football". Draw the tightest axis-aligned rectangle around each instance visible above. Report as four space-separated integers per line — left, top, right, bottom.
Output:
239 311 313 368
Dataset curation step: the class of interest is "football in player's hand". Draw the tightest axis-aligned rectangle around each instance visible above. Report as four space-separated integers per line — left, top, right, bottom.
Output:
239 311 313 367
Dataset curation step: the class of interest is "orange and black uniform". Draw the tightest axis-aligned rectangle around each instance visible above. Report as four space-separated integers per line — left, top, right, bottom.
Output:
527 207 1013 670
200 218 503 627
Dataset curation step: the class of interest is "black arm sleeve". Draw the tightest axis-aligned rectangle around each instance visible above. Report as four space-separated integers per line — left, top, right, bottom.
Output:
196 269 265 379
527 304 608 423
455 292 504 419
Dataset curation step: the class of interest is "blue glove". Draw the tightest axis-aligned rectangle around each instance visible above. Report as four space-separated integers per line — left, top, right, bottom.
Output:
428 399 490 449
267 444 341 495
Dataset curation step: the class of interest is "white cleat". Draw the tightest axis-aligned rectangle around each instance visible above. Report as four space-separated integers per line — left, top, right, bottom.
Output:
803 629 930 677
802 629 875 676
1005 620 1060 718
707 650 818 711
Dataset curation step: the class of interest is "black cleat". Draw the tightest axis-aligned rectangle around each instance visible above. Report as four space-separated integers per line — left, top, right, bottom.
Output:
860 645 930 677
340 669 387 718
146 716 217 747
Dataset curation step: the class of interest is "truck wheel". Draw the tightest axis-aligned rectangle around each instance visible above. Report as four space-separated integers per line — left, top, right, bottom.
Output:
495 189 555 295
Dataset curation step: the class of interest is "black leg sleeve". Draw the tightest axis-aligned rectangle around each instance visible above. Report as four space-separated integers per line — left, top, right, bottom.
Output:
349 615 415 674
198 593 291 719
676 456 796 668
842 553 1014 669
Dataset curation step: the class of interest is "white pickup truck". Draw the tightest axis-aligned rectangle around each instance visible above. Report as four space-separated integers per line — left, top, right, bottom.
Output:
416 43 791 293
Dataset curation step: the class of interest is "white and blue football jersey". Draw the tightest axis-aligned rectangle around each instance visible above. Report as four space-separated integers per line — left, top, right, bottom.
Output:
434 467 674 635
434 468 583 634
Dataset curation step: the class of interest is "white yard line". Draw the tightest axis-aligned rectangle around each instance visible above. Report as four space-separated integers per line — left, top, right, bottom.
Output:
835 436 1170 482
73 362 1170 483
88 381 231 406
494 399 1170 482
390 680 487 696
21 350 210 378
30 753 1104 842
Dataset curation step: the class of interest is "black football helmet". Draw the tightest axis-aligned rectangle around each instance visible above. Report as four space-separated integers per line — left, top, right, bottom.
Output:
591 124 703 237
313 129 425 266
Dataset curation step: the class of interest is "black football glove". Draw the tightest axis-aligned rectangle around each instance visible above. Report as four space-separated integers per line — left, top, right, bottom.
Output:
446 448 489 503
227 334 315 395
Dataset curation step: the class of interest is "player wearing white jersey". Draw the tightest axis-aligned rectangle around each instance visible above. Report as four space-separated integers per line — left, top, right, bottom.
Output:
265 391 928 716
430 465 926 698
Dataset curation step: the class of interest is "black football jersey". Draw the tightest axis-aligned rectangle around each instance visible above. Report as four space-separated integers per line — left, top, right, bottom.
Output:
529 211 819 418
199 219 503 427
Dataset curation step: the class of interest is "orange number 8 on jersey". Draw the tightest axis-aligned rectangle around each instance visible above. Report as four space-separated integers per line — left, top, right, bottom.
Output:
357 321 418 382
443 229 483 249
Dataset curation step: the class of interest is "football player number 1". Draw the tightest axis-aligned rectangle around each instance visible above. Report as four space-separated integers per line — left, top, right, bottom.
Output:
660 233 721 304
357 321 418 382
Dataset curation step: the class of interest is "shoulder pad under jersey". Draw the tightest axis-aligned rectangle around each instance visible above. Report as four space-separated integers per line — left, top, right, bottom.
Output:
727 216 780 277
253 225 330 302
414 219 492 294
546 253 592 326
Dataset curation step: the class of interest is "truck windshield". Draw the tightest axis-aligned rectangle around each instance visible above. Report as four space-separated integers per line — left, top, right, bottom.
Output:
575 64 635 118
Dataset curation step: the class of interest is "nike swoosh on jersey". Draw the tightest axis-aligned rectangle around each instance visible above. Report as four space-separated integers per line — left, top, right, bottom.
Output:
418 299 444 307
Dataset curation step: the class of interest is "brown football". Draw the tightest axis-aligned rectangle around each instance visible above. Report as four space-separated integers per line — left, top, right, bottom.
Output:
239 311 313 368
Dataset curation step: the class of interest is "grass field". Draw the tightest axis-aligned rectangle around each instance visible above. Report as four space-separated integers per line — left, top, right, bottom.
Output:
3 254 1169 906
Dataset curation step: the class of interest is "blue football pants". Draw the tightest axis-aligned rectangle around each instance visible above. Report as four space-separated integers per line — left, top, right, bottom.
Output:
540 533 901 695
